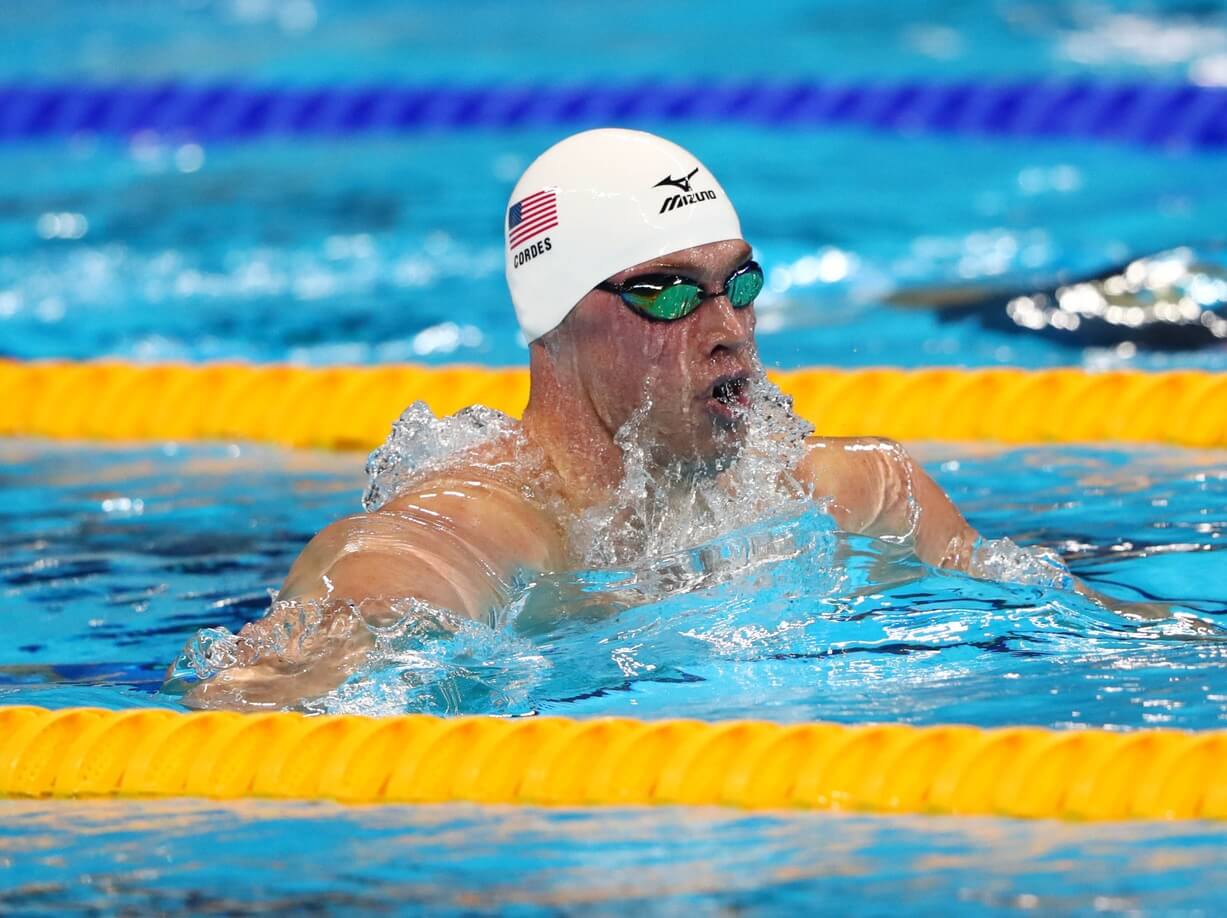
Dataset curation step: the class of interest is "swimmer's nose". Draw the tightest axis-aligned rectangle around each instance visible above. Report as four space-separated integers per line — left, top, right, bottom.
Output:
698 294 754 356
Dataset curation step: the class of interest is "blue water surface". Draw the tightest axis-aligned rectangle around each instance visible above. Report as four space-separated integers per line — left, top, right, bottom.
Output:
4 0 1227 914
6 0 1227 84
3 438 1223 726
2 4 1227 371
4 129 1227 370
2 800 1224 916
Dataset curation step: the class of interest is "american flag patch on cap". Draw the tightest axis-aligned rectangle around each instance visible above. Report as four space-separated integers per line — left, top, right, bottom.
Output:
507 189 558 249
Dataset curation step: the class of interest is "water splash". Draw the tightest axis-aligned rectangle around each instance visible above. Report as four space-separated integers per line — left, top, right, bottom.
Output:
164 377 1222 721
566 375 817 566
309 599 550 717
165 594 551 717
363 401 519 511
966 537 1076 590
164 501 1222 724
165 594 370 687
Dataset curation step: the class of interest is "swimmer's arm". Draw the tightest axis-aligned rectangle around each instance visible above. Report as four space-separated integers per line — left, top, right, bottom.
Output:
795 437 979 569
180 479 564 710
795 437 1170 620
178 546 479 712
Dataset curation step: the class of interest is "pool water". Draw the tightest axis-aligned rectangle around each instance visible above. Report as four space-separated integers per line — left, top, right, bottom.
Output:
5 129 1227 370
3 4 1227 373
9 0 1227 84
3 438 1223 726
2 800 1225 915
5 0 1227 913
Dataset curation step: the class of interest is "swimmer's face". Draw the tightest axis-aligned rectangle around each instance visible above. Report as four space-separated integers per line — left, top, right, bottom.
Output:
561 239 758 467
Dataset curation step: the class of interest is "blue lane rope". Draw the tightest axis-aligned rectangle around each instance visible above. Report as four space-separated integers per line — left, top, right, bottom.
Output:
1 80 1225 150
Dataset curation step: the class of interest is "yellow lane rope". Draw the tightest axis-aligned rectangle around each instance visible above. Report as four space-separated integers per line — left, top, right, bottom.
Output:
4 364 1225 820
3 359 1227 449
1 707 1223 819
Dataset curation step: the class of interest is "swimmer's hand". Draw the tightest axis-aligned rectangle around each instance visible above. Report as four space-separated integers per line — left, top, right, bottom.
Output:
1073 581 1220 634
177 600 382 712
1089 595 1172 621
1072 580 1167 620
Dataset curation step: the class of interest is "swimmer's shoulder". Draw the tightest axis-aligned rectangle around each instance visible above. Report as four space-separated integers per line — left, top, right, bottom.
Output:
380 464 563 562
280 429 566 605
796 434 906 477
794 435 908 531
376 431 567 566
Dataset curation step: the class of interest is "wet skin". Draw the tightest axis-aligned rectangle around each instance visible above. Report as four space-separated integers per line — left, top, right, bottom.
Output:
181 240 1168 710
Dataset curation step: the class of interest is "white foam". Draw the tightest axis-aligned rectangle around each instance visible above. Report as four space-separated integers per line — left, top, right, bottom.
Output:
362 401 518 511
566 374 817 567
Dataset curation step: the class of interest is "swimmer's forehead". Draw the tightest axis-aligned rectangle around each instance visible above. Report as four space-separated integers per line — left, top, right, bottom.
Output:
604 240 753 284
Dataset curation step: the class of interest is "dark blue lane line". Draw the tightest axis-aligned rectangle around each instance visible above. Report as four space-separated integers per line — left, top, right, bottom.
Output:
0 79 1224 149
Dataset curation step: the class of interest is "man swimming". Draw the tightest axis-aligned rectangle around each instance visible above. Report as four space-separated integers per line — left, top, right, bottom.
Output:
181 128 1165 710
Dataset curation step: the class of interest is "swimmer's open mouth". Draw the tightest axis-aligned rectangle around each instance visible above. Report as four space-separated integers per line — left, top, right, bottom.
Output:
712 375 749 404
707 373 751 418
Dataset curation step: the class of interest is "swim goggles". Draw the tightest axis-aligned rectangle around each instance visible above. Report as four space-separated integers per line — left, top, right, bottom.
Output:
595 260 764 321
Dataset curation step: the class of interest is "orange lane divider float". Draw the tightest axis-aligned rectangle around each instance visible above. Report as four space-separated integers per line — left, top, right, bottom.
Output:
0 707 1224 820
2 359 1227 449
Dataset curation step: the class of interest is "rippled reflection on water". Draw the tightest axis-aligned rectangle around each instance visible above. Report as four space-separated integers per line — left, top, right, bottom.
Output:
3 130 1226 371
2 438 1223 727
1 799 1224 915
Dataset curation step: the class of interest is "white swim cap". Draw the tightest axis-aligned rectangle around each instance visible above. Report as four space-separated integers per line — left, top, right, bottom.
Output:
504 128 743 341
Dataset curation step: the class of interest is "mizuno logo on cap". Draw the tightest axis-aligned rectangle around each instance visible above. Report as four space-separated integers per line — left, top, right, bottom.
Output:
658 189 718 214
654 166 718 214
654 167 700 193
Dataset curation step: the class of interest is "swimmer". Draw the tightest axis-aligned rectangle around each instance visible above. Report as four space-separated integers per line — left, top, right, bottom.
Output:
890 244 1227 350
180 128 1170 710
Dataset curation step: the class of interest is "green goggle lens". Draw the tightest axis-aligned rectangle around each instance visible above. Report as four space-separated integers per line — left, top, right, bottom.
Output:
606 261 763 321
727 263 764 307
650 284 704 320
